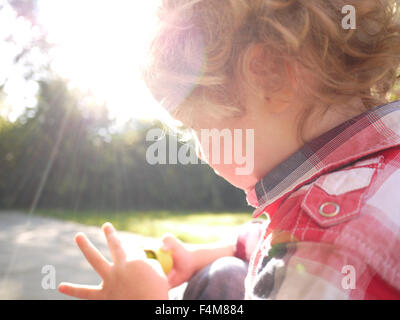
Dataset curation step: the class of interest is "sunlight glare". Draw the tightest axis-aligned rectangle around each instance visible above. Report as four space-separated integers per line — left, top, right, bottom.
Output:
38 0 173 126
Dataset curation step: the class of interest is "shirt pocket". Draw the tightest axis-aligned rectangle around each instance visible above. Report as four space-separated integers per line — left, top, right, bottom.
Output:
300 155 384 228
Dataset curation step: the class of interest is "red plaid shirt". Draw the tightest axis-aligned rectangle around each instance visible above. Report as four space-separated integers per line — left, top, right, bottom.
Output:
235 100 400 299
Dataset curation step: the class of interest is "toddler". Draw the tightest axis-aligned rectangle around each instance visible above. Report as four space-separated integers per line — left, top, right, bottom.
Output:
59 0 400 299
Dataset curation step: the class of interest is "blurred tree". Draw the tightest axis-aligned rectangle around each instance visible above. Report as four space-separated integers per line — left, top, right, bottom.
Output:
0 0 51 121
0 0 248 212
0 76 248 211
8 0 38 23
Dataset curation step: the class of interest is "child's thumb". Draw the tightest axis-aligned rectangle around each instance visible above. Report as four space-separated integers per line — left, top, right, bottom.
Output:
161 232 178 251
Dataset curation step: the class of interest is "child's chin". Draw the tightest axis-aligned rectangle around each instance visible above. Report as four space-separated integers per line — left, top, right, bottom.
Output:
211 166 257 192
225 176 257 193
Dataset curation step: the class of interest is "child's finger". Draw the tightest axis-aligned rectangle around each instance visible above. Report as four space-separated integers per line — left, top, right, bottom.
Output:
102 222 127 264
74 232 111 279
167 270 185 289
167 269 177 288
58 282 102 300
161 233 178 251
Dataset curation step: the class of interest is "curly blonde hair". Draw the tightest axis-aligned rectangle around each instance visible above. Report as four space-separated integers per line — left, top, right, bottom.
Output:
141 0 400 132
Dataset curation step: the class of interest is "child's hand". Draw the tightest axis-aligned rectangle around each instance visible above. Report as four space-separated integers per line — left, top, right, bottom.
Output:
161 233 195 288
58 223 169 300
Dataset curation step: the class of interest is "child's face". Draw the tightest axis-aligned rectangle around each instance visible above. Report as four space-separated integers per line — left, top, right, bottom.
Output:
172 46 368 193
174 84 305 193
182 92 368 193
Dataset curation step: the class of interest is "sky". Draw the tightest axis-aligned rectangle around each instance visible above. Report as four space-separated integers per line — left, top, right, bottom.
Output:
1 0 174 126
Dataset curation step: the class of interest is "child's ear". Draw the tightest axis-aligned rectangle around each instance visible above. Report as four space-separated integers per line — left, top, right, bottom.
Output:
284 61 298 91
247 43 299 90
248 43 268 76
242 43 270 100
245 44 292 101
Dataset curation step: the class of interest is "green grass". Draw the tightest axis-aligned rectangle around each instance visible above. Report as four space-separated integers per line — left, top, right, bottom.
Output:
34 209 255 243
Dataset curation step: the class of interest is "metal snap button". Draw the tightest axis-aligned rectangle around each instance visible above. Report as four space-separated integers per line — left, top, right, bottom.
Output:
319 202 340 217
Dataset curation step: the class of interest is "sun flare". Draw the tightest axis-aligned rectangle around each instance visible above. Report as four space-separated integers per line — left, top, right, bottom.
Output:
38 0 173 126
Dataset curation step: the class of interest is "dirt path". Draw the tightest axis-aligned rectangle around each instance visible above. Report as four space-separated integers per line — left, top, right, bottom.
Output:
0 211 184 300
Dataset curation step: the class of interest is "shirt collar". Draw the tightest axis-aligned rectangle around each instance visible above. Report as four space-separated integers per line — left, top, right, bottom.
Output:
247 100 400 218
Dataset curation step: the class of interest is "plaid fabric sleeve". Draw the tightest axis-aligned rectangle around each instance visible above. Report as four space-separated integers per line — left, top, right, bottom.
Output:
246 241 400 300
244 101 400 299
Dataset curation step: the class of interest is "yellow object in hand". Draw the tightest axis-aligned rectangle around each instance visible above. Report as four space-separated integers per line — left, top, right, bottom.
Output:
144 247 173 275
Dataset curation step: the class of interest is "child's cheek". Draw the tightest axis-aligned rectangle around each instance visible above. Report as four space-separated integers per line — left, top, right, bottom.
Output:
199 134 257 191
